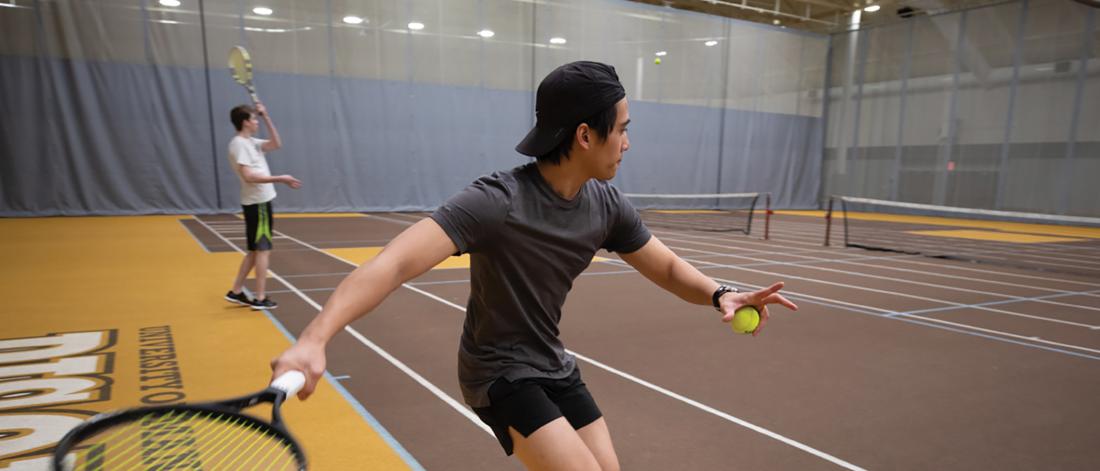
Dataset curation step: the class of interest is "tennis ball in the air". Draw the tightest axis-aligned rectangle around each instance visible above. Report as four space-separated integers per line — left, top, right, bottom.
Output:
731 306 760 334
654 57 661 65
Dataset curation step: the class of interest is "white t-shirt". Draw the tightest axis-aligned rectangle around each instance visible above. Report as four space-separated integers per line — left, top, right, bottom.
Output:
228 135 277 205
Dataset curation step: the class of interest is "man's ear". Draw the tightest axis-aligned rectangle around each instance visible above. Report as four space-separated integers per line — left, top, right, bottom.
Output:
575 123 591 150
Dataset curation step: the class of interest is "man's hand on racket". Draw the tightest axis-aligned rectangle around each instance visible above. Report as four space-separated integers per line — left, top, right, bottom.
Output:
255 101 268 116
718 282 798 337
272 341 327 400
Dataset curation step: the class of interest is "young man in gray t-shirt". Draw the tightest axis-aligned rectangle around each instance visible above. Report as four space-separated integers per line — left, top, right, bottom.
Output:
272 61 798 470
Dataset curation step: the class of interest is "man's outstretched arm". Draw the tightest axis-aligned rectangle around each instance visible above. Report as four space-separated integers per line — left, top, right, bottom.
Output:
619 236 797 334
270 218 458 398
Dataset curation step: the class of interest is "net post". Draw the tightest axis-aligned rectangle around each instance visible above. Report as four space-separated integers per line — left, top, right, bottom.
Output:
744 194 759 236
764 193 772 240
824 196 833 246
841 197 850 247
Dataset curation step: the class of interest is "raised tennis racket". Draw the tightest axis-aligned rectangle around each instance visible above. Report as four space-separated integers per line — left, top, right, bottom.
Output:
51 371 307 471
229 45 260 104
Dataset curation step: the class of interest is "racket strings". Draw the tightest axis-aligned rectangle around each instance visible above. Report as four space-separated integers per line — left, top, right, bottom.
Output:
64 409 300 470
96 409 194 468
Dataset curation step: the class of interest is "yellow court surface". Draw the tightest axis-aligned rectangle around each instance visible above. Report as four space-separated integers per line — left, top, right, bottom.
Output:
0 216 413 470
907 229 1084 244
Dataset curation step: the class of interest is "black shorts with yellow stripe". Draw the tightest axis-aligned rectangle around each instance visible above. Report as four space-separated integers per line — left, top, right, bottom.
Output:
243 201 274 251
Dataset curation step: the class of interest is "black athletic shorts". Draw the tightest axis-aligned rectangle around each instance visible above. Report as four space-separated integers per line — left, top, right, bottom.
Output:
472 367 602 456
242 201 274 251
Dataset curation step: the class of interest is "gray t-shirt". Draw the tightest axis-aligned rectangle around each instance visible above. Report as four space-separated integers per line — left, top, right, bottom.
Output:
430 163 651 408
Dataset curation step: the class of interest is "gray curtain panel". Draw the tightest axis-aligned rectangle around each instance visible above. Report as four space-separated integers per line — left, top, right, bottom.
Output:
1 0 829 216
823 0 1099 217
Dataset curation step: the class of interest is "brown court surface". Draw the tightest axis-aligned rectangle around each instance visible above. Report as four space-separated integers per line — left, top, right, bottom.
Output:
4 212 1100 470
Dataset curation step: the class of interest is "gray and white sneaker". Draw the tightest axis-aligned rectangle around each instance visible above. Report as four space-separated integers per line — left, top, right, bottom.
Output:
250 297 278 310
225 290 253 306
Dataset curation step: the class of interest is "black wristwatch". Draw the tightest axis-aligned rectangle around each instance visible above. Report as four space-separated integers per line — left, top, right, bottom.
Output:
711 284 738 311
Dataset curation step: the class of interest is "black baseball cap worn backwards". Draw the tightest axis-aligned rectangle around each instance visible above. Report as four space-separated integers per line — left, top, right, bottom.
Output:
515 61 626 157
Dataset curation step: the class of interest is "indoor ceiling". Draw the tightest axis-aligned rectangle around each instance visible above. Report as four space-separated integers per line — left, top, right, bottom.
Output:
625 0 1014 34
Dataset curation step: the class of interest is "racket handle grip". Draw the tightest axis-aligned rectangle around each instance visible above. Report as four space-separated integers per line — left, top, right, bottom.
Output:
271 371 306 397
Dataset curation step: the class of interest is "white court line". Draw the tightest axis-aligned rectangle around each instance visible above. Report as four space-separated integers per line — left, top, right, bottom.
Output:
398 285 868 471
728 251 1100 301
387 212 1100 288
268 269 496 437
673 229 1099 294
656 227 1100 292
366 215 1100 352
265 287 335 294
188 216 434 468
211 211 1096 465
278 271 354 278
666 243 1100 329
739 216 1100 283
777 223 1100 264
660 225 1100 301
633 257 1100 356
572 352 867 471
768 215 1100 261
363 213 425 226
660 237 1100 323
192 215 493 436
303 214 870 470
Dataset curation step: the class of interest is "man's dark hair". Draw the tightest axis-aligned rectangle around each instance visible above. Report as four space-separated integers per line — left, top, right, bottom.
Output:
536 103 618 165
230 105 256 131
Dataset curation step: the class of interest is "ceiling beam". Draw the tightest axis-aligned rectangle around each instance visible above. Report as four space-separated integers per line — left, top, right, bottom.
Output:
786 0 853 10
702 0 840 24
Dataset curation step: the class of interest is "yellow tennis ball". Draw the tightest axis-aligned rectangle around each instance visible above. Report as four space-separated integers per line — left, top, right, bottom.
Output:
731 306 760 334
654 57 661 65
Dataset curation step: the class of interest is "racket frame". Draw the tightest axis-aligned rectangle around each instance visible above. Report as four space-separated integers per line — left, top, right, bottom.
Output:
51 387 306 471
228 45 260 105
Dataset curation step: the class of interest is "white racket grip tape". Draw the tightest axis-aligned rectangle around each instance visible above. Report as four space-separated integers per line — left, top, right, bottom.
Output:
271 371 306 397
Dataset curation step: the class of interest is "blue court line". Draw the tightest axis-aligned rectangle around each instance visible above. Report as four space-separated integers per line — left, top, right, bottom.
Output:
886 289 1100 318
177 218 212 253
212 219 423 470
257 306 426 471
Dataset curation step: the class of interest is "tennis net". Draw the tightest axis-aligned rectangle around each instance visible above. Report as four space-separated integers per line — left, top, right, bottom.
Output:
625 192 770 238
824 196 1100 277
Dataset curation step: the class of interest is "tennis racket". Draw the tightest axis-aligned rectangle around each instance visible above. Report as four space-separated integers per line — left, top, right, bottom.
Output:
51 371 307 471
229 45 260 104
